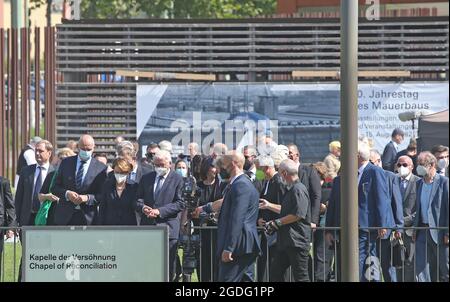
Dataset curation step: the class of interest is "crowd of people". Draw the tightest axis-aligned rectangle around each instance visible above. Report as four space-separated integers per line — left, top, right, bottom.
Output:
0 128 448 282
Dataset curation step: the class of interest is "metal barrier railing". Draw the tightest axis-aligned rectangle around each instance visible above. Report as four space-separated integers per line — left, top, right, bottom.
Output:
1 226 448 282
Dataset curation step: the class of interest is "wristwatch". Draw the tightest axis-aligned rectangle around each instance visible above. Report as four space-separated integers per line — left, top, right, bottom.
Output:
275 219 282 227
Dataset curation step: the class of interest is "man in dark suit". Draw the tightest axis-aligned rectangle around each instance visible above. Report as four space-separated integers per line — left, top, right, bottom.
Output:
256 155 283 282
382 128 405 172
358 143 395 282
395 155 419 282
0 176 17 275
52 135 107 225
414 151 449 282
287 144 321 229
15 140 55 227
370 149 403 282
326 141 393 281
135 150 185 281
216 151 261 282
243 145 264 194
394 138 417 175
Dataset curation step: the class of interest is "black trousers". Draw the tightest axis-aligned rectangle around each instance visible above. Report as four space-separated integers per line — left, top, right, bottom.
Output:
257 233 277 282
67 209 87 225
271 246 310 282
313 229 334 281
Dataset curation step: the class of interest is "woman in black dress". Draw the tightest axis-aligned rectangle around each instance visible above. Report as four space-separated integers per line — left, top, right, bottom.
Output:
98 157 137 225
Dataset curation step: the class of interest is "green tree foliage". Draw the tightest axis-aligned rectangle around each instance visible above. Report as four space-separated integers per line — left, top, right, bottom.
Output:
80 0 277 19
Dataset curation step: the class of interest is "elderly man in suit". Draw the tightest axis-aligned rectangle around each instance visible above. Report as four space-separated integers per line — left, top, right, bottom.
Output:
135 150 185 281
52 135 107 225
414 151 449 282
382 128 405 172
370 149 403 282
326 141 393 281
15 140 55 227
216 151 261 282
395 155 420 282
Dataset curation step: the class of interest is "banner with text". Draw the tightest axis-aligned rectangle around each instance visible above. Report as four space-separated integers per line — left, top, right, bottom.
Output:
137 82 448 159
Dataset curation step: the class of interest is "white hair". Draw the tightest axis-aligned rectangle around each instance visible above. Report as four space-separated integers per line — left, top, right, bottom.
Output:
159 140 173 153
213 143 228 156
257 155 274 167
188 142 199 152
117 140 134 153
279 159 299 176
358 141 371 161
270 146 289 167
154 150 172 163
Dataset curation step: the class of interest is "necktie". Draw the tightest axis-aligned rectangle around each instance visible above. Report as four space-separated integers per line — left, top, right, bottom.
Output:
400 179 407 199
32 166 43 213
76 160 87 189
129 171 136 182
154 175 164 200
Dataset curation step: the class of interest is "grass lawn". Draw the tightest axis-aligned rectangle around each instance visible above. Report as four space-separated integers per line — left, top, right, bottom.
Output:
1 243 22 282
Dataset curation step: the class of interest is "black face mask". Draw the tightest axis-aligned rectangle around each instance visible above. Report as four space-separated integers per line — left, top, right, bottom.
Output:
219 169 231 180
146 153 155 161
243 159 252 171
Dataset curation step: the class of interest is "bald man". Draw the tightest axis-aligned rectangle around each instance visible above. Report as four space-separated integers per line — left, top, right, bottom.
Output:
52 135 107 225
216 151 261 282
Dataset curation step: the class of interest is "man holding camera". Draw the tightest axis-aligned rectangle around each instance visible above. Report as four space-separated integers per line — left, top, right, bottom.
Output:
260 159 311 282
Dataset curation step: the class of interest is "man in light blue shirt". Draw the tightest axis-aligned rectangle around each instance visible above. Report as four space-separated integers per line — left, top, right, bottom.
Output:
414 151 449 282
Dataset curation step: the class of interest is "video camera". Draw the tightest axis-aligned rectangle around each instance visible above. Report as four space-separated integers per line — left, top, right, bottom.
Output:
181 175 202 212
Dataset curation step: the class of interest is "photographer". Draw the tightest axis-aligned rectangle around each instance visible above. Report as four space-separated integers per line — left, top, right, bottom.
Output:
260 159 311 282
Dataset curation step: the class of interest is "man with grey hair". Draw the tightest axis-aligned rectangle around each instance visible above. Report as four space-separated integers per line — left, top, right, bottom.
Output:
15 139 56 227
158 140 173 153
259 159 311 281
414 151 449 282
210 143 228 159
136 149 185 281
216 150 261 282
357 141 394 281
370 149 403 282
256 155 284 281
52 135 107 225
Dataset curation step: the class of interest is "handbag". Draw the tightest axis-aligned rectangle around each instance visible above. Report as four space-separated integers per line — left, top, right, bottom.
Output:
34 170 58 226
390 234 408 268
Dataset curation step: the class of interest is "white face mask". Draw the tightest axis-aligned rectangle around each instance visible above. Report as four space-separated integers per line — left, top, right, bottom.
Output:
155 166 169 176
114 173 128 183
398 166 410 178
416 165 428 177
79 149 92 161
437 158 448 170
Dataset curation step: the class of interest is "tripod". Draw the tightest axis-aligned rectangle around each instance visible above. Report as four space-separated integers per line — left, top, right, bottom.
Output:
180 211 200 282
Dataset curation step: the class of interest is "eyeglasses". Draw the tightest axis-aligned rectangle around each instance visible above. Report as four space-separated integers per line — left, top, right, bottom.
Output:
396 163 409 168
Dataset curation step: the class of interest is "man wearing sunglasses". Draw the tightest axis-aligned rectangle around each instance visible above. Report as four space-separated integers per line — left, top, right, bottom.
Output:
395 156 420 281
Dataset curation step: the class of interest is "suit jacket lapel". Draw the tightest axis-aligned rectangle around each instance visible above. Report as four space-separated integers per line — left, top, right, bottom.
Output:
429 174 440 208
